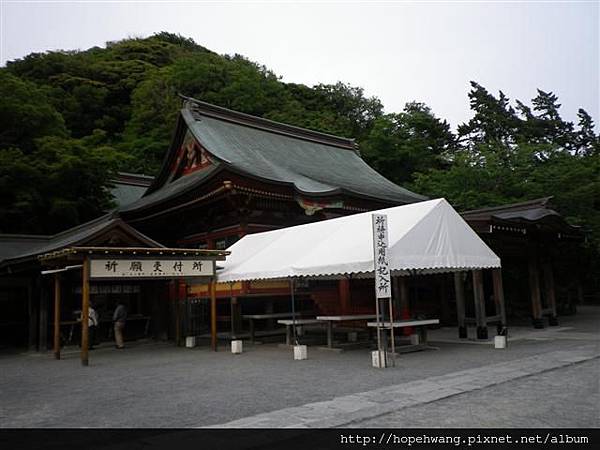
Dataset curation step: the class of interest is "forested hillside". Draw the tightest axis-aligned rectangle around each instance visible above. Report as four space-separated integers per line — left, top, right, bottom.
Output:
1 32 598 263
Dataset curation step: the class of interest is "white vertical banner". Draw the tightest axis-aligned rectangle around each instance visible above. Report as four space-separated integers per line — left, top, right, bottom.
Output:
372 214 391 299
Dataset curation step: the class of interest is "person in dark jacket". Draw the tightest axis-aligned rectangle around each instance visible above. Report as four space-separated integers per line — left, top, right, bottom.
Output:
112 301 127 349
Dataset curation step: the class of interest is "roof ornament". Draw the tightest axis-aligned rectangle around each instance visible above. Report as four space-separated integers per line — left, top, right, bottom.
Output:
296 198 344 216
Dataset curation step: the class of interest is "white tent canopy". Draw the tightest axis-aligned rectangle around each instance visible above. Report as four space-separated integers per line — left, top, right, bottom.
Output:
218 198 500 283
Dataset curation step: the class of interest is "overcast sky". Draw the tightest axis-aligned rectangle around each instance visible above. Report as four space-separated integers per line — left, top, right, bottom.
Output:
1 1 598 130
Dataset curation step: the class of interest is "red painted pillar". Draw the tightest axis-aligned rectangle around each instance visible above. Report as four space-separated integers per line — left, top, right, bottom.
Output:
338 279 351 314
395 276 412 335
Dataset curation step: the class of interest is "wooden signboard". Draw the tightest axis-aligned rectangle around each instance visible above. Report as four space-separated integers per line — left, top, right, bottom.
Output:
90 258 214 279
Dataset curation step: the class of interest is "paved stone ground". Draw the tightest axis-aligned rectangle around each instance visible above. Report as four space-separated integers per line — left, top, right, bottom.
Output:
0 306 598 428
352 358 599 428
213 346 599 428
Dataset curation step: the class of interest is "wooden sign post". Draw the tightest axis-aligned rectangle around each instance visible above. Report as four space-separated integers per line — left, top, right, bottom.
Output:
372 214 395 368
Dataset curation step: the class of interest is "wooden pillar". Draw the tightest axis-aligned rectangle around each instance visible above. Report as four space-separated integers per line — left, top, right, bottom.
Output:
391 276 400 318
398 277 409 317
28 281 37 351
174 293 181 347
397 276 411 335
542 263 558 326
491 268 507 335
81 258 90 366
472 270 488 339
210 279 217 351
158 282 170 341
53 275 61 360
528 254 544 328
453 272 467 338
38 278 48 352
230 297 240 337
338 279 351 314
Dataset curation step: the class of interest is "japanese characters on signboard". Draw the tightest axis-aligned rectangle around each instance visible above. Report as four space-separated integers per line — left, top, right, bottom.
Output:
372 214 391 299
90 258 214 279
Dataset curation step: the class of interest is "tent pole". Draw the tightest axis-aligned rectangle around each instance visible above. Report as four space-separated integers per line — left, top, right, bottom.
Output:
290 278 297 345
388 296 395 367
492 268 508 334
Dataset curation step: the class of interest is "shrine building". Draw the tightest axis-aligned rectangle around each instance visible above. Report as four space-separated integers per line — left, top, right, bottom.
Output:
0 97 586 351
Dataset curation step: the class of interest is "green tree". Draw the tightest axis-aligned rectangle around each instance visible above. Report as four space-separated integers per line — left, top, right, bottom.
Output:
0 72 67 152
412 82 600 256
5 34 206 140
0 132 126 234
362 102 454 185
574 109 600 156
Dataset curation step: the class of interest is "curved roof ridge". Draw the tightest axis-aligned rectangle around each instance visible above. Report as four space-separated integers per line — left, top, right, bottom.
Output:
180 95 358 151
461 197 553 215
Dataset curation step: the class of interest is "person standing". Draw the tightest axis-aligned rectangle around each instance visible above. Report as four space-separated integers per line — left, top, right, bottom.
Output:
112 301 127 349
77 303 99 349
89 304 99 349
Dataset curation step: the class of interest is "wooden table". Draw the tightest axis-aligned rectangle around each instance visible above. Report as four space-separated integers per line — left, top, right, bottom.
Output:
243 312 313 343
316 314 377 348
277 318 322 345
367 318 440 349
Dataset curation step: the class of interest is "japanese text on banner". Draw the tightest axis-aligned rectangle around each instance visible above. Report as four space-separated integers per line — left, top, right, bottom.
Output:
372 214 391 298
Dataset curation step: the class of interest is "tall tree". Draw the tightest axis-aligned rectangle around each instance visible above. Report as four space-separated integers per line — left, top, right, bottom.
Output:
0 72 67 153
574 109 600 156
0 131 125 234
362 102 454 185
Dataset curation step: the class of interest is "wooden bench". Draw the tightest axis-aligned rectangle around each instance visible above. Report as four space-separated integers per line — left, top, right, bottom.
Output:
367 318 440 352
316 314 377 348
242 312 313 343
277 318 322 345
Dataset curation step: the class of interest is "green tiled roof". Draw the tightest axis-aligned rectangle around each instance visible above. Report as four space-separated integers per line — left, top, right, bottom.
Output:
0 214 162 268
111 183 148 208
123 98 426 213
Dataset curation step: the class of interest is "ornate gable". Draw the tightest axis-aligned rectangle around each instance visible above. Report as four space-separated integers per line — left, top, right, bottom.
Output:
170 129 214 180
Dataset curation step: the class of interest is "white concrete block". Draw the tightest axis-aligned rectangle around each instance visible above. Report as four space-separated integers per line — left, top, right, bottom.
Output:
494 335 507 349
294 345 307 360
185 336 196 348
372 350 388 368
347 332 358 342
231 340 243 354
410 334 420 345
